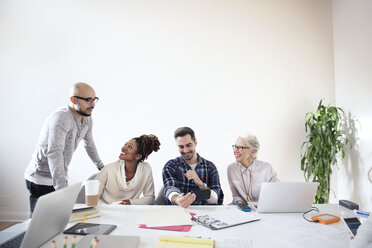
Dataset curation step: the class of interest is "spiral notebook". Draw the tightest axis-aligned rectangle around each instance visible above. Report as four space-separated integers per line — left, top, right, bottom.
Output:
192 209 260 230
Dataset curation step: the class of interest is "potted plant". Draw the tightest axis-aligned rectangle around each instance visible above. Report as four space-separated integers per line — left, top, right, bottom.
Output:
301 100 348 204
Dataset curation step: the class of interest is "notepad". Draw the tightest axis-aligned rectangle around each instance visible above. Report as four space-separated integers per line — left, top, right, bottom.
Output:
155 235 214 248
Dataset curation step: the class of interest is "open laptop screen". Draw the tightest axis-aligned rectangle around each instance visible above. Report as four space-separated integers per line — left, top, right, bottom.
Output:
256 182 319 213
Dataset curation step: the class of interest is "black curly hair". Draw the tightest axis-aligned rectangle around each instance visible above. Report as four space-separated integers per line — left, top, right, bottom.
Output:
134 134 160 162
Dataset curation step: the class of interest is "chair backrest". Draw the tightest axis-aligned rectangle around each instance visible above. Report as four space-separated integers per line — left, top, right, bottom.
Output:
154 186 166 205
75 172 99 204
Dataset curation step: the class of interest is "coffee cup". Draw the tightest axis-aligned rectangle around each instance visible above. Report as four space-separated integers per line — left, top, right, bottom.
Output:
85 180 100 206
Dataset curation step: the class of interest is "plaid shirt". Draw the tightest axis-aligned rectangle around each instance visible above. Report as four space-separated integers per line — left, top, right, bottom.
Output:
162 154 224 205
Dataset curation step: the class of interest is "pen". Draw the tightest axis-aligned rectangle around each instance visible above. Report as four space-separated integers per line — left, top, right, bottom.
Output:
355 210 370 216
81 214 89 223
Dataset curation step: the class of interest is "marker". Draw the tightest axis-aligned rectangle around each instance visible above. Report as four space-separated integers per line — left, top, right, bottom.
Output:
354 209 370 216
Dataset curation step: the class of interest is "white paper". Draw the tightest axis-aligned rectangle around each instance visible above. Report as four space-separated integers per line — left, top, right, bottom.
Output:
223 239 252 248
276 232 348 248
136 208 192 227
263 215 349 248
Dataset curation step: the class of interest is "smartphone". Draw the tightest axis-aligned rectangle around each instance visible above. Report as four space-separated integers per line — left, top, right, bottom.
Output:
191 190 211 201
343 217 361 237
235 203 252 212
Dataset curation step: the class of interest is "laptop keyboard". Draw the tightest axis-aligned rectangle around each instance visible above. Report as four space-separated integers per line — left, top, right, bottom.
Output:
0 232 25 248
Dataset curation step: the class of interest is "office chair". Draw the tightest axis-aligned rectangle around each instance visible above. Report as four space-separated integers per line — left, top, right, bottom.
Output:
154 186 166 205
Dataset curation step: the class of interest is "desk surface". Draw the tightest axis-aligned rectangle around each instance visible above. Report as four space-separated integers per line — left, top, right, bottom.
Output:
15 204 356 248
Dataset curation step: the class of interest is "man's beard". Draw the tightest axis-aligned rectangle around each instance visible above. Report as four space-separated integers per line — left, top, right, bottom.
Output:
182 151 194 162
75 106 92 117
76 110 91 116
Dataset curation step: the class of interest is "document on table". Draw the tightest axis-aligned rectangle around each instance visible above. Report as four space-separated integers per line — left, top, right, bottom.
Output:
136 208 192 227
223 239 252 248
263 215 348 248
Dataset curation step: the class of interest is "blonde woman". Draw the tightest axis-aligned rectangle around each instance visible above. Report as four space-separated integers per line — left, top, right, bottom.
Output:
227 134 279 203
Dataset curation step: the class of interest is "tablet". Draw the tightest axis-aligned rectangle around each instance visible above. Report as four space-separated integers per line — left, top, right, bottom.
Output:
63 223 117 235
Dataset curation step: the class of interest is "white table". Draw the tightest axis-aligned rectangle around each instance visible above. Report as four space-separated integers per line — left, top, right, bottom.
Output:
37 204 354 248
2 204 356 248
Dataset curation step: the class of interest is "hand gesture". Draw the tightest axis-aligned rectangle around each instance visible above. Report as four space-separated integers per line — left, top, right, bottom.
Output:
184 170 204 188
172 193 196 208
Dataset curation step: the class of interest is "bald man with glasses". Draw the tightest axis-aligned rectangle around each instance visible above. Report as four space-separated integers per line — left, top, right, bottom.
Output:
24 82 104 215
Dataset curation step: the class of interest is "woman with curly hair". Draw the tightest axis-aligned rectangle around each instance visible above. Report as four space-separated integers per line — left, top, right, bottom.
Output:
96 134 160 205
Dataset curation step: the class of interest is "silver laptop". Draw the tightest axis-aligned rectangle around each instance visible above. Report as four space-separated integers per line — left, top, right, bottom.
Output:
76 235 140 248
256 182 319 213
0 182 81 248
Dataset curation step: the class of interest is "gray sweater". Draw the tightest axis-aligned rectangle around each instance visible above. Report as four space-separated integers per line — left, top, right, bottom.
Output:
25 106 104 190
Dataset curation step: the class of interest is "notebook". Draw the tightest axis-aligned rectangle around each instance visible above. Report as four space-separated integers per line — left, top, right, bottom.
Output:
0 182 81 248
256 182 319 213
155 235 214 248
192 208 260 230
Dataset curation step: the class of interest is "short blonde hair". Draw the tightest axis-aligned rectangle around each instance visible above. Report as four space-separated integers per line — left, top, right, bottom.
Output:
240 133 260 158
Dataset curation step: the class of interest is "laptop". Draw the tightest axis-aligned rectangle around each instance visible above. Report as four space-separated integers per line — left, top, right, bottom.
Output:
76 235 140 248
0 182 81 248
255 182 319 213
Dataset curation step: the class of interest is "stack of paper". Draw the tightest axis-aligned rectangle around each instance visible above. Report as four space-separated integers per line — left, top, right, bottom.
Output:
156 235 214 248
136 208 193 232
69 207 100 222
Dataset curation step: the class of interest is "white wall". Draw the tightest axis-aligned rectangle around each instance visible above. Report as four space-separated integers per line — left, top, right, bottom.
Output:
0 0 335 221
332 0 372 210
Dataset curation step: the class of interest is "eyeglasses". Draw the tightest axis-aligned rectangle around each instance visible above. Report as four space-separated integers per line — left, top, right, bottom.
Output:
73 96 99 104
232 145 250 151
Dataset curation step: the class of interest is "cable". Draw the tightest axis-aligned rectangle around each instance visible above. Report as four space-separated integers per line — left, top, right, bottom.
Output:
303 206 320 223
